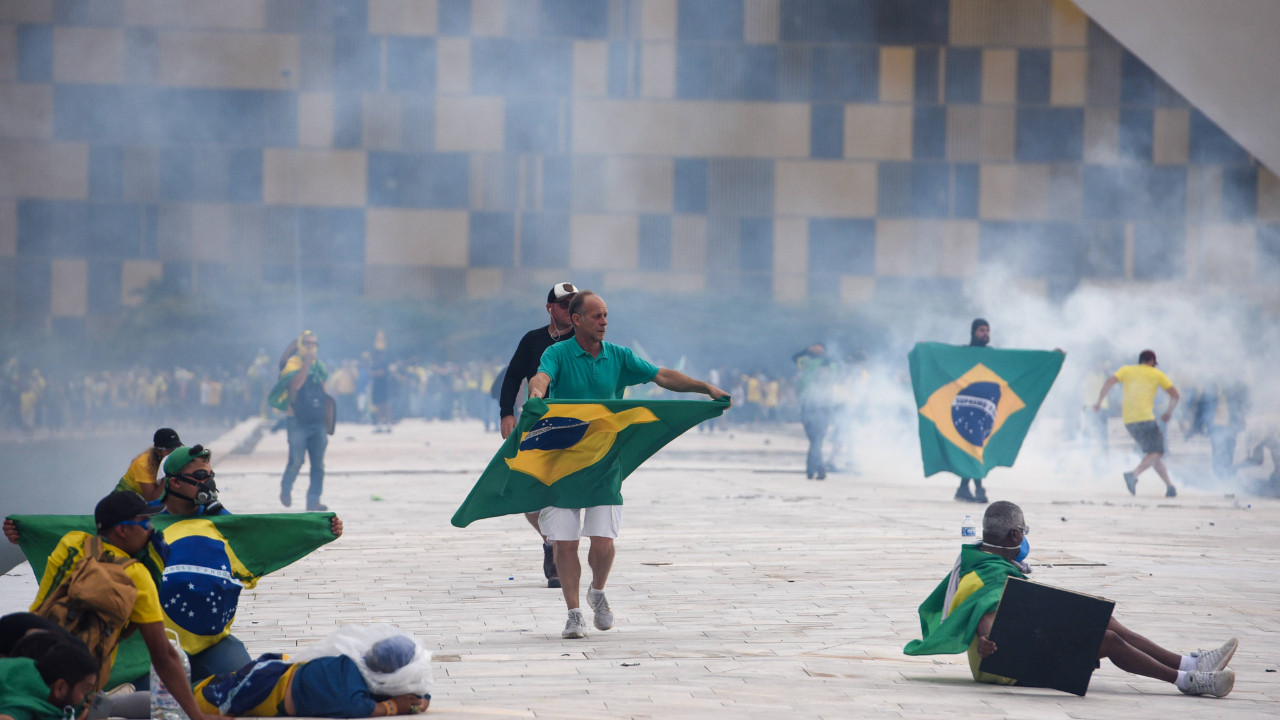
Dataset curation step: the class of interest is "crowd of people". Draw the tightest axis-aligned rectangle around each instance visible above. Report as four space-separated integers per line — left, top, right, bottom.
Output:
0 359 275 436
2 282 1261 720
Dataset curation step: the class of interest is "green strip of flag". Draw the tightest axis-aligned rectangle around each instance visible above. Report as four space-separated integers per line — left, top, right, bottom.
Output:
12 512 336 687
452 396 730 528
908 342 1063 479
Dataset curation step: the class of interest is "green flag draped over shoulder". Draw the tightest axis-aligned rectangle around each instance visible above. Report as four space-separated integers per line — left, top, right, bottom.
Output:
908 342 1064 480
12 513 336 688
904 543 1025 656
452 396 730 528
267 355 328 411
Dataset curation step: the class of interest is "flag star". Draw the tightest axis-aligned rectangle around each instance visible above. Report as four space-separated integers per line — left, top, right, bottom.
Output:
188 611 195 617
188 583 196 590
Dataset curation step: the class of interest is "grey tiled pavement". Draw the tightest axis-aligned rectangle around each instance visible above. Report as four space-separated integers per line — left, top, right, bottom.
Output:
4 417 1278 718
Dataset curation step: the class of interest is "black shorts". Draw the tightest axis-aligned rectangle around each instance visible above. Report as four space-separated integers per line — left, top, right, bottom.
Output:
1125 420 1165 454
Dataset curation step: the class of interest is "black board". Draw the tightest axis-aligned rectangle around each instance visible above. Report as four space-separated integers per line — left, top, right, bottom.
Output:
978 577 1115 696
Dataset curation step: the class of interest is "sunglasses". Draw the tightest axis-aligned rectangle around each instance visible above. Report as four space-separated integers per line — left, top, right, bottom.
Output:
180 469 216 484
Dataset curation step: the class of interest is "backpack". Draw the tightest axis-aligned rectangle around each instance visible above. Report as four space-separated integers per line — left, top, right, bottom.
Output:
293 375 328 426
35 535 140 690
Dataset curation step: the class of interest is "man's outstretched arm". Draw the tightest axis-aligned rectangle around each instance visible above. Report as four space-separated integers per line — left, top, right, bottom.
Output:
653 368 731 402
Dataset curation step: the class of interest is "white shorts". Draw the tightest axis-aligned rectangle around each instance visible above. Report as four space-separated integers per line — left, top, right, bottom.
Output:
539 506 622 541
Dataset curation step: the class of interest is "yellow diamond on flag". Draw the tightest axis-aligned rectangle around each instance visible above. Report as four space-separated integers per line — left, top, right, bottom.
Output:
506 404 659 486
918 363 1025 463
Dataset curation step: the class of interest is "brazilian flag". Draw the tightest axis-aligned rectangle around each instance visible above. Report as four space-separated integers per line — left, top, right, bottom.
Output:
452 396 730 527
267 355 327 411
12 512 336 688
909 342 1063 479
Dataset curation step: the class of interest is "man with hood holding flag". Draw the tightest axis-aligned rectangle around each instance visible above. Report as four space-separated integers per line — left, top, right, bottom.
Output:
955 318 991 503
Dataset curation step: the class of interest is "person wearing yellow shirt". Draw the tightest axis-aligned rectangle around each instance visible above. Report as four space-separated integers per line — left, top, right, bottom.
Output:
114 428 184 503
1093 350 1181 497
29 492 227 720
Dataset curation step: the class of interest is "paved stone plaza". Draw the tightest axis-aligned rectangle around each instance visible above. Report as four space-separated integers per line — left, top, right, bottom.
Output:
4 417 1277 718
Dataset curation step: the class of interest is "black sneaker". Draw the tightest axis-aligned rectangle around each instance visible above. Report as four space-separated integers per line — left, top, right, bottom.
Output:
973 488 988 503
954 486 976 502
306 503 328 512
542 542 556 580
1123 472 1138 495
547 577 561 589
1165 485 1177 498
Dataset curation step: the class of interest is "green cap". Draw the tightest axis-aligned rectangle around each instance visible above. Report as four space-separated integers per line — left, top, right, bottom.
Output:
163 444 212 476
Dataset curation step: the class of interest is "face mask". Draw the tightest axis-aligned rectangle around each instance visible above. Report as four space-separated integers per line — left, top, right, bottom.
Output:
981 536 1029 562
168 473 219 508
1015 537 1030 563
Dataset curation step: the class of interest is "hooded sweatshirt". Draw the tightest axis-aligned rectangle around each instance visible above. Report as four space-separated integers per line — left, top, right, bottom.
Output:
0 657 61 720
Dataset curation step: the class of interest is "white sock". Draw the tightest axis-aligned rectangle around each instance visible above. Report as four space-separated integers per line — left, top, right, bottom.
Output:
588 587 604 599
1179 655 1197 673
1175 670 1189 689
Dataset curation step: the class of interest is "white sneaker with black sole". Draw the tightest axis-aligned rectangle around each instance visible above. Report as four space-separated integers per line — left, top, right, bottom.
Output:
562 609 587 639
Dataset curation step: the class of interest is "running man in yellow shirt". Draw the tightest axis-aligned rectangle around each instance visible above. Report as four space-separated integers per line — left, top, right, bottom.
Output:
1093 350 1181 497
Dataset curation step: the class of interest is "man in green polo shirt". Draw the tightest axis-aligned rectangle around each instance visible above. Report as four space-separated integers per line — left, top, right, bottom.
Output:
528 290 729 639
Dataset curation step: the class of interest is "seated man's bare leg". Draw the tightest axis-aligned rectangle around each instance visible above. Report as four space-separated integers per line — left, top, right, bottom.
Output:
1098 618 1178 682
1107 618 1182 668
554 540 582 609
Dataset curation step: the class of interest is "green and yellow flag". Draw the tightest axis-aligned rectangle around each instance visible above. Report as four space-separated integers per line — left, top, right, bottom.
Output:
452 396 730 528
909 342 1063 479
267 355 328 411
13 512 336 687
904 543 1025 656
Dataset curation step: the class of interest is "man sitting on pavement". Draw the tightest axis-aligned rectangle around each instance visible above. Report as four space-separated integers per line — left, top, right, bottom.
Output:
149 444 343 683
28 491 223 720
0 629 100 720
6 446 344 688
904 501 1237 697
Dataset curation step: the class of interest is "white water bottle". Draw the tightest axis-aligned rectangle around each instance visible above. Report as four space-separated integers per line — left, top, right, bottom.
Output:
960 513 977 543
150 628 191 720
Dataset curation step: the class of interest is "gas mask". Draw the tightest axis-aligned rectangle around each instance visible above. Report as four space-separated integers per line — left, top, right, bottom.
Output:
167 469 222 513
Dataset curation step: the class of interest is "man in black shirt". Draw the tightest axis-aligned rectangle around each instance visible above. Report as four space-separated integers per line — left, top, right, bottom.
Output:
497 282 578 588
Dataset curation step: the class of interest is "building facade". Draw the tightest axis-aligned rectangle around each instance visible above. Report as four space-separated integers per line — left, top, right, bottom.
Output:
1 0 1276 335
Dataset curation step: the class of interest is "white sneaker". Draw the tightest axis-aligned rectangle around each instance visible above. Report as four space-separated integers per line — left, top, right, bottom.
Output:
1193 637 1238 672
1178 669 1235 697
587 588 613 631
562 609 587 639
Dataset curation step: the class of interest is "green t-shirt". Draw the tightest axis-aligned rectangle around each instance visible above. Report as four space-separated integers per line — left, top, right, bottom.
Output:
0 657 60 720
538 341 659 400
